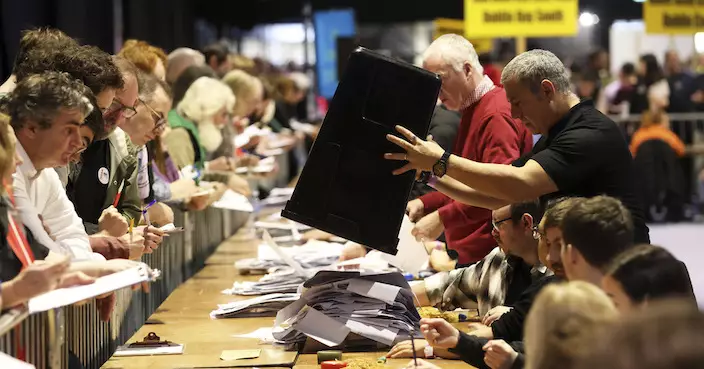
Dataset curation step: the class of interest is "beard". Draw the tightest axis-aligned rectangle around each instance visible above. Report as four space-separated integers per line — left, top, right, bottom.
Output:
198 119 224 153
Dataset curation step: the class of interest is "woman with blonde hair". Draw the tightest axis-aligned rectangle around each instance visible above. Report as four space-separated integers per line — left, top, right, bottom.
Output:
166 76 235 169
222 70 265 152
165 76 250 195
523 281 617 369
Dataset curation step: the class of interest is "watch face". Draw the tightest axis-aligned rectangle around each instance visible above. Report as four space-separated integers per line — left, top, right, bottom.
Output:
433 162 447 177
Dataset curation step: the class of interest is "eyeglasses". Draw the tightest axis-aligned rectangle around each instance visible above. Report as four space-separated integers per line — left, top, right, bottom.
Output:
139 99 167 133
103 98 138 119
491 216 512 231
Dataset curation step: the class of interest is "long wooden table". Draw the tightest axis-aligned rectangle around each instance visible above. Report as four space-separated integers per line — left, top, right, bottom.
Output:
102 229 475 369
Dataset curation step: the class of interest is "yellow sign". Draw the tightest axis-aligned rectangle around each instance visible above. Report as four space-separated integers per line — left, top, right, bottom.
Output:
464 0 578 38
433 18 494 54
644 0 704 35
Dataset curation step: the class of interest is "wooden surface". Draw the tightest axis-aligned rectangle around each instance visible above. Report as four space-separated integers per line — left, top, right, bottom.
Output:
102 226 475 369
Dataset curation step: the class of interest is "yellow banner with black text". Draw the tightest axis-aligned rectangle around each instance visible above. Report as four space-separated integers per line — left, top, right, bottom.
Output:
463 0 578 38
644 0 704 35
433 18 494 54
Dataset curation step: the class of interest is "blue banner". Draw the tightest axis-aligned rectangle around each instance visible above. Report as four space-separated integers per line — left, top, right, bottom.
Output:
313 9 356 99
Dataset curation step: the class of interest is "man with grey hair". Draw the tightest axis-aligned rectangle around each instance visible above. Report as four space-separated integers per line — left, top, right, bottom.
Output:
404 34 532 265
166 47 206 84
386 49 650 245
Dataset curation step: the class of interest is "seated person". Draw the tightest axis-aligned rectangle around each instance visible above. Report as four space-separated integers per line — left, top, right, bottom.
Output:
412 200 547 316
391 197 578 361
118 39 167 81
0 110 141 319
10 72 161 261
410 281 617 369
165 76 251 196
576 300 704 369
602 243 696 313
561 195 636 286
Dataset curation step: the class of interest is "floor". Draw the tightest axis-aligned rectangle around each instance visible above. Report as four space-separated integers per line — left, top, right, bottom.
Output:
649 223 704 308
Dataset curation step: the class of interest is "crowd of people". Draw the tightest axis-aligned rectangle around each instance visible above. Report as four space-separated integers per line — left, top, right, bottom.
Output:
0 26 703 369
0 28 316 320
326 34 701 369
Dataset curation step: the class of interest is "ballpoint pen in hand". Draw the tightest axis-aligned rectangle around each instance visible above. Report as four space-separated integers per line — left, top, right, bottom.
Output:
129 218 134 244
410 328 418 368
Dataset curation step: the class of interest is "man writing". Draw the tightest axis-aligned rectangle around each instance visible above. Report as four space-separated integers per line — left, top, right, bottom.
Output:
388 200 549 359
386 49 649 245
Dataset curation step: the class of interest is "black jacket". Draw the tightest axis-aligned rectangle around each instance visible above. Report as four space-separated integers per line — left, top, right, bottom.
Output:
490 275 561 342
449 334 525 369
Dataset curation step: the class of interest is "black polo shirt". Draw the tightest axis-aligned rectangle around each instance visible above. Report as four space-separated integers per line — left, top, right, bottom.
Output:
513 101 650 244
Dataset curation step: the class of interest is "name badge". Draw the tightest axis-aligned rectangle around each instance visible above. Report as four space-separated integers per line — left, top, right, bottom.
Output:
98 167 110 185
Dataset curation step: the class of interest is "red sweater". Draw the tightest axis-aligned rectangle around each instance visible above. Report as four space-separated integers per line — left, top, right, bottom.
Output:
420 88 533 264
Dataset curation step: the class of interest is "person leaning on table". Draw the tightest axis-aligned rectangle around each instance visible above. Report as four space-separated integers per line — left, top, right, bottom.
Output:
385 49 650 245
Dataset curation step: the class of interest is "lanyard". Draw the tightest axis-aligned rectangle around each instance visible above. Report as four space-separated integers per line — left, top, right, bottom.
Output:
4 182 35 267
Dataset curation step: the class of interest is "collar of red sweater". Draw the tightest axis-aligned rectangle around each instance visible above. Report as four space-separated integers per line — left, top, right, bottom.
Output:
460 75 496 111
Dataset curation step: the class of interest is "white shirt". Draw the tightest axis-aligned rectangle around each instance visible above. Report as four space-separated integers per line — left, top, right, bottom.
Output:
12 141 105 261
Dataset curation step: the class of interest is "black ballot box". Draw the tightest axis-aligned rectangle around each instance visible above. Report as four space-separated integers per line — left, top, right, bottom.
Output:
282 47 441 255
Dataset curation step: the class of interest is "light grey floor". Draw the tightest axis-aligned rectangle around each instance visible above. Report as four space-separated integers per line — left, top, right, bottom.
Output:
649 223 704 308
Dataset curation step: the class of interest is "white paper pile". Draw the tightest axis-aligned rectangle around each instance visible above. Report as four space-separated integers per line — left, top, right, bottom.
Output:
223 268 306 296
236 240 345 272
225 232 312 295
235 157 277 175
272 271 421 349
210 293 300 319
211 189 254 212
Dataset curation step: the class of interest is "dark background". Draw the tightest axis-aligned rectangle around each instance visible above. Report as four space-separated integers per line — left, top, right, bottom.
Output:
0 0 643 78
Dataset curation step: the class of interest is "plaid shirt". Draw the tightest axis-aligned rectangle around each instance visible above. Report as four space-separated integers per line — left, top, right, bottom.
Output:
424 247 549 316
459 75 496 112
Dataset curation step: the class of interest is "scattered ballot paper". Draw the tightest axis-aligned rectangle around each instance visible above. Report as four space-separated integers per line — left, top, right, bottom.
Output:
220 349 261 361
28 264 159 313
233 327 277 343
380 215 429 274
211 189 254 212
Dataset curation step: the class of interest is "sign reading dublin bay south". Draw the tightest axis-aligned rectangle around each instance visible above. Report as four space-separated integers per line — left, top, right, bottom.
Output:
464 0 578 38
644 0 704 34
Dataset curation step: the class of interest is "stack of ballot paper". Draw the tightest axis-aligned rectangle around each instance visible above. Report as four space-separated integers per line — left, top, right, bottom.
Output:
212 189 254 212
223 268 307 295
236 240 344 273
272 271 421 350
235 156 277 175
260 188 295 207
210 293 300 319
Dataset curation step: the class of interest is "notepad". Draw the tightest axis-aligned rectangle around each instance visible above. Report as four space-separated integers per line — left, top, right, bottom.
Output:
211 190 254 212
28 265 159 313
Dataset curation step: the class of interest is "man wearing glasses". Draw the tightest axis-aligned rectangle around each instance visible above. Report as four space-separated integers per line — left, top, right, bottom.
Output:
389 200 551 359
68 58 148 236
118 72 174 227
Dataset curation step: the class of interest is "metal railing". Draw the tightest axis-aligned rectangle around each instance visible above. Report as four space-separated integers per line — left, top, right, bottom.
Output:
0 207 252 369
0 148 292 369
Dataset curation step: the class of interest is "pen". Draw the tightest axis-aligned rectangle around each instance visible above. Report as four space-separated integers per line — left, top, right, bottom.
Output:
112 180 125 207
410 328 418 367
129 218 134 244
142 200 157 228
